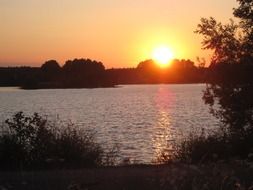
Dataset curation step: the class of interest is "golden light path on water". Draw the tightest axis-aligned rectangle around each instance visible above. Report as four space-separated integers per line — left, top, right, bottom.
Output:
152 86 175 162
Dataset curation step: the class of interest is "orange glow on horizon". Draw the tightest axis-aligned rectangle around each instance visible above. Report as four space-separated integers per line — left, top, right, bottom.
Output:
0 1 238 68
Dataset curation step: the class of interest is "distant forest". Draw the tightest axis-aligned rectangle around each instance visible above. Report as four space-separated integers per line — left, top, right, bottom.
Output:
0 58 208 89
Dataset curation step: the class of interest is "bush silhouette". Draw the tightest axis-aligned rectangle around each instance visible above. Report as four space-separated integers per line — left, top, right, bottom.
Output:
0 112 104 170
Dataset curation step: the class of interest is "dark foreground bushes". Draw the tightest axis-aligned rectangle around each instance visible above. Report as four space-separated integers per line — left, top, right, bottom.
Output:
171 129 253 164
156 128 253 164
0 112 105 170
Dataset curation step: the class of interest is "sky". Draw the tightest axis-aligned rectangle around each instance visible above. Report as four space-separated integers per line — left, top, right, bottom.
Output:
0 0 238 68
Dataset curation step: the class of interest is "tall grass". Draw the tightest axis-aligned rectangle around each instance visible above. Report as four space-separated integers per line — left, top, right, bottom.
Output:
0 112 116 170
156 128 253 164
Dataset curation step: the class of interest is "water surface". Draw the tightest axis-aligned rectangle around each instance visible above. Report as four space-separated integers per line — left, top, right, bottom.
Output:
0 84 219 163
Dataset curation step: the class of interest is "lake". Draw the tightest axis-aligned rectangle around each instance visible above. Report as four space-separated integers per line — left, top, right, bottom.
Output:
0 84 219 163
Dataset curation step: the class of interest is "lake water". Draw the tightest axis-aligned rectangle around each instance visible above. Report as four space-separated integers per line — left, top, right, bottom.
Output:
0 84 219 163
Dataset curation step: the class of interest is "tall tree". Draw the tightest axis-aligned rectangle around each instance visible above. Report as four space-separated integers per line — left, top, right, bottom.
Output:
197 0 253 141
234 0 253 63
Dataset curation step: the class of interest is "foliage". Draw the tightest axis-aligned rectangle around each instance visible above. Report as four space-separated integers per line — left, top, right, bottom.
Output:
41 60 61 73
173 130 253 164
17 58 115 89
197 1 253 136
195 17 240 66
169 1 253 164
62 58 107 88
135 59 203 84
0 112 105 170
0 57 207 88
234 0 253 59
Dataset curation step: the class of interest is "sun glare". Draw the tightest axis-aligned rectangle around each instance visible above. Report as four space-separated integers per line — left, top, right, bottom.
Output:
152 46 174 67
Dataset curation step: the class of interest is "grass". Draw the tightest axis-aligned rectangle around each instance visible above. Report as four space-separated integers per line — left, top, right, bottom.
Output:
0 112 117 170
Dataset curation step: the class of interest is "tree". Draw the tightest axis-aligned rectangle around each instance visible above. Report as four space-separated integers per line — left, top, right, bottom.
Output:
195 17 241 67
62 58 106 88
41 60 61 73
197 1 253 150
137 59 158 71
40 60 61 84
233 0 253 63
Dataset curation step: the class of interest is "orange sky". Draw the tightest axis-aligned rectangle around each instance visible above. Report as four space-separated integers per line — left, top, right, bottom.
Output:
0 0 238 68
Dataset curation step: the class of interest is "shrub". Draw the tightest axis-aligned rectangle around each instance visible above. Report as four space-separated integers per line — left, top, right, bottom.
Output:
0 112 104 170
174 131 228 163
169 129 253 164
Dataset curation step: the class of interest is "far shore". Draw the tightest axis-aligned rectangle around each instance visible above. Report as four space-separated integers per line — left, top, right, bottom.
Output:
0 82 205 90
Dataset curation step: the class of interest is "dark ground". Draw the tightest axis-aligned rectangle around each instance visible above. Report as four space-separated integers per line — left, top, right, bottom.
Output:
1 163 253 190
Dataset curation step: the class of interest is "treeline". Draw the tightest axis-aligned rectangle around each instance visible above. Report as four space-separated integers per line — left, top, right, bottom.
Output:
108 59 207 84
0 59 114 89
0 58 208 89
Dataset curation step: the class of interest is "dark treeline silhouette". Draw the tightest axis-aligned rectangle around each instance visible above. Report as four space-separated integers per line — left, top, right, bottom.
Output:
107 59 207 84
0 59 115 89
39 59 112 89
0 67 41 87
0 58 208 89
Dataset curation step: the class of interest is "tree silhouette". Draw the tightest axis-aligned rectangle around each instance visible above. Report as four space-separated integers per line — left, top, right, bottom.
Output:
40 60 61 85
195 17 241 67
0 58 207 88
137 59 159 71
41 60 61 73
234 0 253 63
198 0 253 156
62 58 106 88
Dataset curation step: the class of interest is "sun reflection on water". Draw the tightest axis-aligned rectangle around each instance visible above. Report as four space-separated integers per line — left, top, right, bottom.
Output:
152 86 175 161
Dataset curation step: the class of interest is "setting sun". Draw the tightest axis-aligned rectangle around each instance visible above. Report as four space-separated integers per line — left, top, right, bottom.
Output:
152 46 174 67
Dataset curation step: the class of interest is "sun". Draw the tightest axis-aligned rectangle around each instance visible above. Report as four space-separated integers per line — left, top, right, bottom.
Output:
152 46 174 67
